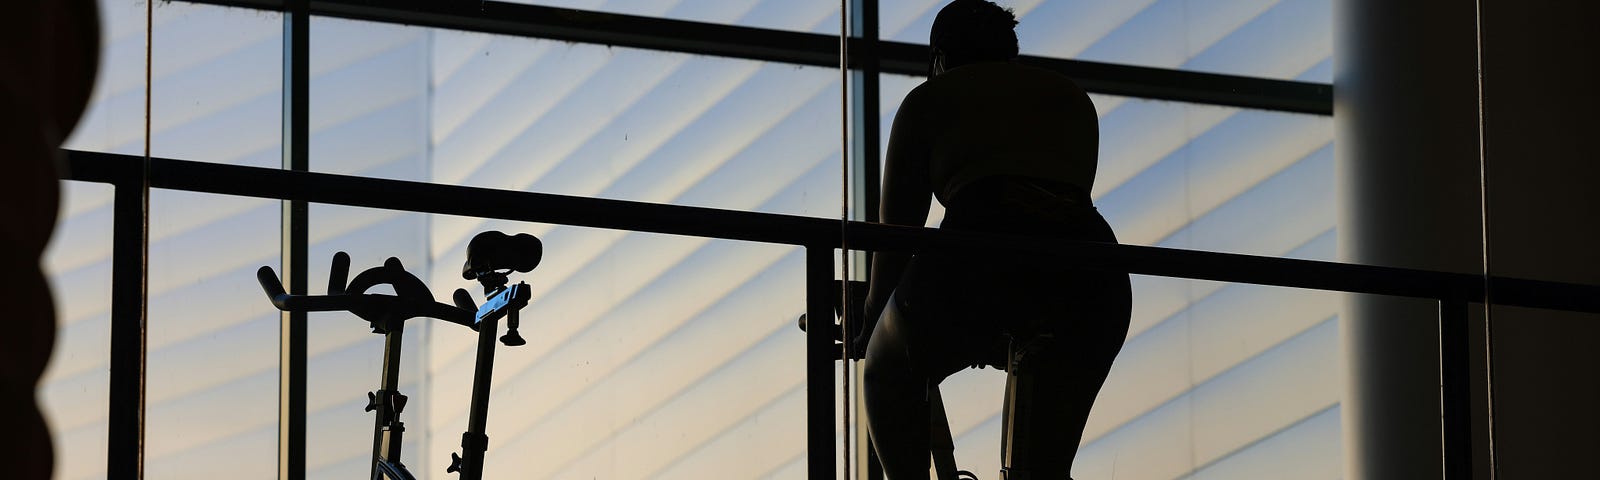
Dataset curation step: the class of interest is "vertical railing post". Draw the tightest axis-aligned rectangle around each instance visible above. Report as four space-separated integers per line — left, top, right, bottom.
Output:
107 160 146 480
843 2 881 477
807 245 838 479
845 0 881 225
279 1 310 478
1439 298 1473 479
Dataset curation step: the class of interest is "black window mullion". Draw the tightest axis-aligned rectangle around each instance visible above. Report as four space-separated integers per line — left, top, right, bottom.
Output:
278 1 310 479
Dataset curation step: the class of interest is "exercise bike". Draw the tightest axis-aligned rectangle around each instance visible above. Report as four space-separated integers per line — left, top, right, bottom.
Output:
257 231 542 480
801 280 1051 480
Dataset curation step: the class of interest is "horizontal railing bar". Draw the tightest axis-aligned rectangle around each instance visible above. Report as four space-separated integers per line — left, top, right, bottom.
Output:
174 0 1331 115
61 150 1600 313
57 150 142 184
65 151 839 247
843 222 1487 302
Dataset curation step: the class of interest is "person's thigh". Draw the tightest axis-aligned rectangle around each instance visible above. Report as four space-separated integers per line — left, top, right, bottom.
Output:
892 254 1010 379
1013 272 1131 477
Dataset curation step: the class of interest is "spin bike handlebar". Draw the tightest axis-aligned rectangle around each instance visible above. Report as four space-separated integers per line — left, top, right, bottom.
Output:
796 279 870 360
257 251 476 331
255 231 541 480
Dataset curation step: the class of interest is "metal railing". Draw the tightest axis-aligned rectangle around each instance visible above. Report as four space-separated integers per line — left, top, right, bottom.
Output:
62 150 1600 479
104 1 1339 476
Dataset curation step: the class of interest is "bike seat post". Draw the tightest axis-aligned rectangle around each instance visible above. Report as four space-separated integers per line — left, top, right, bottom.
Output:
1000 332 1053 480
450 310 497 480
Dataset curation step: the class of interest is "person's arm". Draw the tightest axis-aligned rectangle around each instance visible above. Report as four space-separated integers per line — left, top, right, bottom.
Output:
855 90 933 355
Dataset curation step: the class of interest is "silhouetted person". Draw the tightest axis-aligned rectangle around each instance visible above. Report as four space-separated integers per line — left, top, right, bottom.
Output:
857 1 1131 478
2 1 100 479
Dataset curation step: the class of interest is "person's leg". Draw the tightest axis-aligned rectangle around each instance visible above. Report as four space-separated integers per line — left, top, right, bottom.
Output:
1009 273 1131 478
863 294 932 479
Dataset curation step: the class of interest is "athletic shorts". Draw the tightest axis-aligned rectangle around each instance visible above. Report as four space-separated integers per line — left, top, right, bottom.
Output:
890 176 1132 379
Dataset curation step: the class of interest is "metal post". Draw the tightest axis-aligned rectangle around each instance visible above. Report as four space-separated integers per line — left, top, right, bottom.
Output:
279 0 310 478
107 162 146 479
846 0 881 225
844 2 880 477
807 246 838 479
371 324 407 479
458 314 500 480
1439 299 1473 479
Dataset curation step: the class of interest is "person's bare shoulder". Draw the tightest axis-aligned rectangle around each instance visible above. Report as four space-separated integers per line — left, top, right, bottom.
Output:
896 78 945 119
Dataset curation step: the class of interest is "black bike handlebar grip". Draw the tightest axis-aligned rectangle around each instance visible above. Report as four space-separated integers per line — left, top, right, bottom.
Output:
257 266 288 301
258 265 361 312
462 231 543 280
795 313 844 343
328 251 350 295
257 265 321 311
452 288 477 311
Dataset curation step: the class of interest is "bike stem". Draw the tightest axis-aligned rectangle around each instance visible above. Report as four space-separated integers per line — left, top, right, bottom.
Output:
370 318 409 480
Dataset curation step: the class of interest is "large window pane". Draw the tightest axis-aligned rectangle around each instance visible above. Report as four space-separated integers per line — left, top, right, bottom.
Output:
143 3 284 478
427 31 842 219
148 2 283 166
144 190 281 479
883 0 1333 83
879 72 1338 479
301 22 844 218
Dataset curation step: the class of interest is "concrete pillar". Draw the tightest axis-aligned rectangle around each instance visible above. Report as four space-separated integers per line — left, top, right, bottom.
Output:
1338 0 1600 478
1336 0 1484 477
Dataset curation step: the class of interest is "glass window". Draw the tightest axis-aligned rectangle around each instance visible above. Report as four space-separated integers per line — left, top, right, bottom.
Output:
301 23 844 219
428 31 842 219
144 190 281 479
883 0 1333 83
146 3 284 478
148 2 283 166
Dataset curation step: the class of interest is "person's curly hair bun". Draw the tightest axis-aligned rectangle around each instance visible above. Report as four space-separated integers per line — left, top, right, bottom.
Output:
930 0 1020 62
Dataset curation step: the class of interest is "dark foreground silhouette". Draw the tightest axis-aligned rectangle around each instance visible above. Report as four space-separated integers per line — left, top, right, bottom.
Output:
3 2 100 479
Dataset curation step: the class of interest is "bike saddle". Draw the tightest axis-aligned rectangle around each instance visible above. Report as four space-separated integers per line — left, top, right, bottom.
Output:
462 231 543 280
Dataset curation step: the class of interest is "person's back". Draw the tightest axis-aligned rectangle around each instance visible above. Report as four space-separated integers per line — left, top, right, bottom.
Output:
909 61 1100 205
